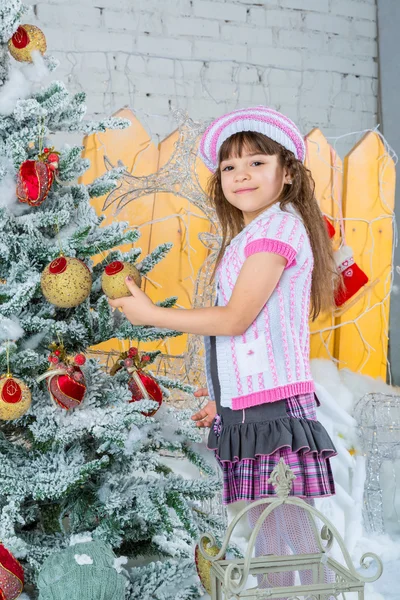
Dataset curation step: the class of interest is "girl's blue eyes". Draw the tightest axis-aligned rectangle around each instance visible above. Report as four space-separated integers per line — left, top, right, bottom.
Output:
222 161 263 171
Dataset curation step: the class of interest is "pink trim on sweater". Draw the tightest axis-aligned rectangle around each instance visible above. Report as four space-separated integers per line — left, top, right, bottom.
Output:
244 238 297 268
275 213 289 239
231 380 315 410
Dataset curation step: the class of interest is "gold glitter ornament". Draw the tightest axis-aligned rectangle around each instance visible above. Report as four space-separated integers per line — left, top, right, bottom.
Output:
0 374 31 420
101 260 142 300
8 25 47 63
194 543 222 595
41 256 92 308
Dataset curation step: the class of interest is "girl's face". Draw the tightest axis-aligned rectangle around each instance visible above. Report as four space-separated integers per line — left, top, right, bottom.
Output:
220 150 291 225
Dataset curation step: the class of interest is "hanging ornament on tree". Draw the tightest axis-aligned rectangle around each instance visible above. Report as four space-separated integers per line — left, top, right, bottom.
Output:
111 347 162 416
37 344 86 410
8 24 47 63
101 261 142 300
17 147 60 208
0 373 31 421
17 159 53 207
0 542 24 600
194 542 223 596
334 245 369 307
41 255 92 308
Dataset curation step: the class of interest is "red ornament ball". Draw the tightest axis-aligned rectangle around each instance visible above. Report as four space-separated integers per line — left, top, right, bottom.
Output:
142 354 150 362
124 358 134 368
54 350 61 356
49 356 59 364
74 354 86 366
128 370 162 417
16 159 54 207
128 347 138 357
48 366 86 410
0 542 24 600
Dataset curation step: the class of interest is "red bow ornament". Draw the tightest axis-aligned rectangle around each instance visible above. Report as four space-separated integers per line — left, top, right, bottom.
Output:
37 347 86 410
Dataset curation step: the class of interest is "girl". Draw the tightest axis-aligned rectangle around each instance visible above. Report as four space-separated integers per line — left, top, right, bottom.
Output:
109 106 338 594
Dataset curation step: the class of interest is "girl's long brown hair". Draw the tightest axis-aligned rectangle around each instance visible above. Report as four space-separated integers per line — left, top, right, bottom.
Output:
207 131 339 320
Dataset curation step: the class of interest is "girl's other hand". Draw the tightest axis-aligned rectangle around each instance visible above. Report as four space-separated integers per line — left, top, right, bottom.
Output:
192 389 217 427
193 387 209 399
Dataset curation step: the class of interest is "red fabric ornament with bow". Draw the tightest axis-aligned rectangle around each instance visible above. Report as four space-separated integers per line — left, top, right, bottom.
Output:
47 365 86 410
16 159 54 207
112 347 163 416
0 543 24 600
37 346 87 410
16 147 60 207
127 367 163 417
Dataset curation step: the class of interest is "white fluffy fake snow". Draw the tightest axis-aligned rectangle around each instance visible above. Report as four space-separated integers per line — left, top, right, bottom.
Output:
310 361 400 599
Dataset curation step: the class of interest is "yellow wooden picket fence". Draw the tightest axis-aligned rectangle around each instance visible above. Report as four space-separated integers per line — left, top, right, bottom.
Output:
81 108 396 381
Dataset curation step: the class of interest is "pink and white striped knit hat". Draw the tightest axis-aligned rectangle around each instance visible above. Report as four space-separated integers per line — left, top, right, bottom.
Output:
199 106 306 172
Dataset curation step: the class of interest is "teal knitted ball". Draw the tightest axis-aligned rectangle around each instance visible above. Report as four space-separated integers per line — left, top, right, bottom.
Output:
37 541 126 600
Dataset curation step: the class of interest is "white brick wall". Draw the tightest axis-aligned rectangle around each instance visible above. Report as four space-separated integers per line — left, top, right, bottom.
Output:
27 0 378 152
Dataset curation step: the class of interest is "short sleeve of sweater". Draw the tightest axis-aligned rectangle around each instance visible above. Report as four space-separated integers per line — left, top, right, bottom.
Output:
244 212 303 269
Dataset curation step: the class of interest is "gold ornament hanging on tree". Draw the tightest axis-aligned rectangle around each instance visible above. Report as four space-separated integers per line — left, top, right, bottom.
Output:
41 256 92 308
0 374 31 420
8 25 47 63
101 260 141 300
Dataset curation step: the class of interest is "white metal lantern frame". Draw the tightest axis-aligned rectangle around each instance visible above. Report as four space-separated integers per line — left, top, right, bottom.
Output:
199 459 383 600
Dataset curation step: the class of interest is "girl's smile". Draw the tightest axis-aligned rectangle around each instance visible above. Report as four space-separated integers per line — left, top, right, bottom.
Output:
234 187 258 194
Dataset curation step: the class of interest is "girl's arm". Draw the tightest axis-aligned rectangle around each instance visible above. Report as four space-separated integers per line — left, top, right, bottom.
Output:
108 251 287 336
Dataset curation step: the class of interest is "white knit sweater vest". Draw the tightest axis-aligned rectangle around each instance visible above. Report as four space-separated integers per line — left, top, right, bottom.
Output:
204 202 315 410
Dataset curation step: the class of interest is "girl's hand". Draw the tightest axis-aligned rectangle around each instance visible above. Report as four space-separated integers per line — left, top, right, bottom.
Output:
192 388 217 427
108 276 157 326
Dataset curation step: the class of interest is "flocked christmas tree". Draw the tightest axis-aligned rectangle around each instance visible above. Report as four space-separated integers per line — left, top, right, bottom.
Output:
0 3 224 599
